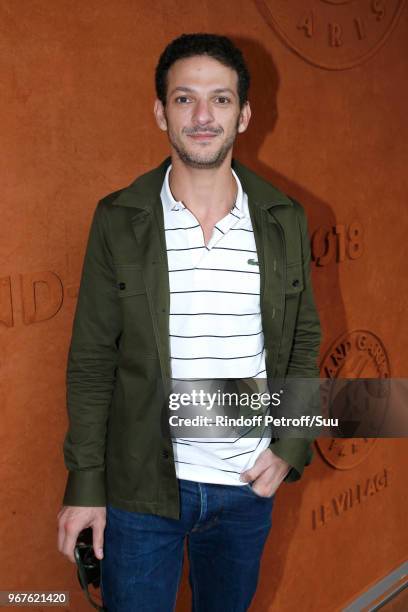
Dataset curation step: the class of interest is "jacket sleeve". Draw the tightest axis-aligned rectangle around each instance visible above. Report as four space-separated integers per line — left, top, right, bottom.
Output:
269 199 322 482
62 199 121 506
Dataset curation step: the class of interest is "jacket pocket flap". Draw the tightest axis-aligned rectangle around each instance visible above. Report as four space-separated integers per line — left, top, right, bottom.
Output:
285 262 304 295
114 264 146 296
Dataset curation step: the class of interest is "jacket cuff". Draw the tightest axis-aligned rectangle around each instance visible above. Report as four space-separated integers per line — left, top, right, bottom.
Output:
62 470 106 506
269 438 313 483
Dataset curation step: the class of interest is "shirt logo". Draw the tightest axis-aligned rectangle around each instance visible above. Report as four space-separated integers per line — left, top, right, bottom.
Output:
247 258 259 266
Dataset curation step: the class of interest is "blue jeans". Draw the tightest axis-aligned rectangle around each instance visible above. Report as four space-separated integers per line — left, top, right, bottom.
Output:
100 478 275 612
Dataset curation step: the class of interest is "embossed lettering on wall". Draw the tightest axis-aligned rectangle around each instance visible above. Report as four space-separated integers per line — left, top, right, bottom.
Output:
255 0 406 69
0 276 13 327
311 467 389 529
316 330 390 469
311 221 363 266
0 272 64 326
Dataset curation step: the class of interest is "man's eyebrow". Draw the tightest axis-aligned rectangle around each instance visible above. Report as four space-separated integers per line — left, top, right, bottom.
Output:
169 86 237 97
212 88 236 96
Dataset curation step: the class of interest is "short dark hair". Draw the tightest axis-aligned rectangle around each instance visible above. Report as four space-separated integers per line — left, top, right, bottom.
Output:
155 33 250 108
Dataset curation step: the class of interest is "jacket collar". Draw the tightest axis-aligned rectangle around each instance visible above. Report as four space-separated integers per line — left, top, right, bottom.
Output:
111 156 293 211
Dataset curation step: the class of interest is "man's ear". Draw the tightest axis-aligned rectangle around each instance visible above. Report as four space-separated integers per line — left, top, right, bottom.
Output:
237 101 251 134
154 99 167 131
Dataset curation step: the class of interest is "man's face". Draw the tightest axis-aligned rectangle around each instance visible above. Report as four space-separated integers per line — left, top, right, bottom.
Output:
154 55 251 169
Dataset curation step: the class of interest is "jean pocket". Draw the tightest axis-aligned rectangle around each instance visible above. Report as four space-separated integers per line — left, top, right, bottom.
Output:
242 484 275 501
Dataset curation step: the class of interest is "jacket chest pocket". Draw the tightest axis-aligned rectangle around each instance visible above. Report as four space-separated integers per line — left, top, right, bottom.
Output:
113 263 157 357
285 261 304 296
281 261 304 346
114 264 146 297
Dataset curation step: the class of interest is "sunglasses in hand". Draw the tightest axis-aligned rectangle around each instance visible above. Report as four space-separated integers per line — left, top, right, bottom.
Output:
74 528 106 611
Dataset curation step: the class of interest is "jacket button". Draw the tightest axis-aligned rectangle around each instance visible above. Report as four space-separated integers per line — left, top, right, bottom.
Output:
118 282 126 290
292 279 300 287
162 449 169 459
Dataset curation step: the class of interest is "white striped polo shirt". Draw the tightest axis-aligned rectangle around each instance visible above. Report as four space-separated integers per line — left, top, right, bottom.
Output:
161 164 272 486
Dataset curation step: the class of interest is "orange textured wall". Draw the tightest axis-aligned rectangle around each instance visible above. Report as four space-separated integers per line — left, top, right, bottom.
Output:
1 1 407 611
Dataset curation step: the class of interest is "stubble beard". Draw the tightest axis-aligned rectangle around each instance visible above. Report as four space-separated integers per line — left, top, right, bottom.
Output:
166 116 240 170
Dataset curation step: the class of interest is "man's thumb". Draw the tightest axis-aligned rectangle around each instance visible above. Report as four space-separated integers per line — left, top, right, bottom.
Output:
92 525 104 560
240 469 251 482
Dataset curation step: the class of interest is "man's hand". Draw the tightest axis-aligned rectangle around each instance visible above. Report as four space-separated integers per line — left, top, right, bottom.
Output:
57 506 106 563
239 449 291 497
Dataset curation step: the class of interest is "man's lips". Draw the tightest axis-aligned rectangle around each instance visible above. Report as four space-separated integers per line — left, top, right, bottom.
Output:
188 133 218 140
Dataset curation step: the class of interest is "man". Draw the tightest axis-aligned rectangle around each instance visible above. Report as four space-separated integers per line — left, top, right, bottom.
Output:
57 33 321 611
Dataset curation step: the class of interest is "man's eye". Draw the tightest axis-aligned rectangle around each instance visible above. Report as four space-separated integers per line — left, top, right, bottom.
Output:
216 97 230 104
175 96 190 103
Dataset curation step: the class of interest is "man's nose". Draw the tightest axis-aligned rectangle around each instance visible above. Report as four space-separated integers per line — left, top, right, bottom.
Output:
192 99 214 126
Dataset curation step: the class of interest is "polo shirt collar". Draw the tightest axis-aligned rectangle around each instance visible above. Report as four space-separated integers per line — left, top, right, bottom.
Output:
162 163 245 218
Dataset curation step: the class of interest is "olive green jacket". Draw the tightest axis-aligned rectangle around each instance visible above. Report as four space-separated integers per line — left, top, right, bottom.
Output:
62 157 321 518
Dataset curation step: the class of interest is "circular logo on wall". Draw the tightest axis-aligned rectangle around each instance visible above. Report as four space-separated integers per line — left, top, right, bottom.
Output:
316 330 390 469
255 0 406 70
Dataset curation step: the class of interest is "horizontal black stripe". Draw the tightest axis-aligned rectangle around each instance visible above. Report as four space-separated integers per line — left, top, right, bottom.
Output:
252 368 266 377
170 312 261 316
171 349 264 361
170 377 255 383
174 460 241 474
230 228 253 233
169 331 263 338
172 369 267 380
170 377 267 386
175 438 240 444
223 446 266 461
229 211 240 219
214 226 225 234
174 434 266 445
174 426 268 452
172 441 193 447
168 266 259 275
223 429 268 456
167 246 206 252
165 224 200 231
170 289 258 295
222 449 258 460
211 247 256 252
